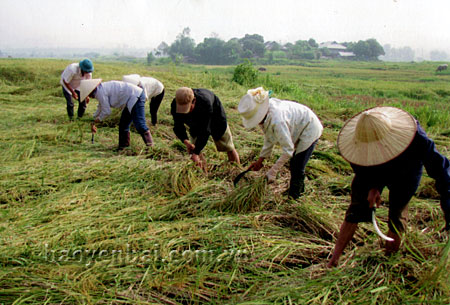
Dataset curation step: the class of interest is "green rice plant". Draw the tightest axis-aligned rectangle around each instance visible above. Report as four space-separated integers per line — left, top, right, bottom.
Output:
406 105 450 129
232 60 259 86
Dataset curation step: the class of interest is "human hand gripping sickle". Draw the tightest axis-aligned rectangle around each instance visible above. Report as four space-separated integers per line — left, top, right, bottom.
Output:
91 119 100 144
368 188 394 242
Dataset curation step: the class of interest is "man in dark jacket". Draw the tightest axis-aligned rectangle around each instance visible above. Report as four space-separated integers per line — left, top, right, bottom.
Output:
171 87 240 169
328 107 450 268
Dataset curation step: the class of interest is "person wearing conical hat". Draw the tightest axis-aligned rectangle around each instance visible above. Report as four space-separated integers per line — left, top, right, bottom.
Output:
171 87 240 170
60 59 94 120
328 106 450 268
122 74 165 126
238 87 323 199
80 79 154 149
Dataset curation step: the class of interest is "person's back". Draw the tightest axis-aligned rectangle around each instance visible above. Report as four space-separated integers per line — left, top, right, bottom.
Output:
140 77 164 99
171 87 240 168
171 88 227 140
98 81 143 110
194 89 227 138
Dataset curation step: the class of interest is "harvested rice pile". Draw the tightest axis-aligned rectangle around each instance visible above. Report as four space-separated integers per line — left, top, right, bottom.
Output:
220 176 268 213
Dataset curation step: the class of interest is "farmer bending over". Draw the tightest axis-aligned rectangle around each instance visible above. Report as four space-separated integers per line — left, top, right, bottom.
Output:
328 107 450 268
122 74 165 126
60 59 94 120
171 87 240 169
238 87 323 199
80 79 154 149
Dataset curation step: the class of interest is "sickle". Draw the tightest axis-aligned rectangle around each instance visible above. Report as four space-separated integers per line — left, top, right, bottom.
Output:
372 209 394 242
91 133 95 144
233 169 251 187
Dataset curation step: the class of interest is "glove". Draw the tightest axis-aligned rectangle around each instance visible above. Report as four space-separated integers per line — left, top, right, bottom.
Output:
265 153 290 183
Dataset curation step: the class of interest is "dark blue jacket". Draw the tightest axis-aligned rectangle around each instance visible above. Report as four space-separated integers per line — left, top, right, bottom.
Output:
351 122 450 229
171 89 227 155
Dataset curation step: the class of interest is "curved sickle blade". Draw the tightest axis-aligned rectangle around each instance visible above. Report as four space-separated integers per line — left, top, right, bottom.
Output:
372 210 394 241
233 169 251 187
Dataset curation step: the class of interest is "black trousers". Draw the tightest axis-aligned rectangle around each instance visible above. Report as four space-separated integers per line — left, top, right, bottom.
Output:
149 89 165 125
62 87 86 118
289 140 317 198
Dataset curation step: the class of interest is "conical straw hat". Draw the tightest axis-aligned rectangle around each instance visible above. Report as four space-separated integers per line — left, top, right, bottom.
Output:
80 79 102 102
337 107 417 166
238 87 270 129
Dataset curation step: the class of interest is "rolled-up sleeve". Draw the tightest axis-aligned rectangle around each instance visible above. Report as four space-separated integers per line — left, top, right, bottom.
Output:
94 95 111 121
419 129 450 226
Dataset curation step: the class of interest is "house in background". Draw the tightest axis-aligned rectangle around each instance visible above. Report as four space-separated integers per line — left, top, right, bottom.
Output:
319 41 355 59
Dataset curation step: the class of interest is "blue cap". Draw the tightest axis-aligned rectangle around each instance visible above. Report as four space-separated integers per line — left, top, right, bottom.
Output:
79 59 94 73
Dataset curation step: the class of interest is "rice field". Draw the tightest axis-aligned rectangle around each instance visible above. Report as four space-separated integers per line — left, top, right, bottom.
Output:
0 58 449 304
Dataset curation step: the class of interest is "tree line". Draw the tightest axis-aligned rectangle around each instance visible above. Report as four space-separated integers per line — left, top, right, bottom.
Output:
148 27 385 65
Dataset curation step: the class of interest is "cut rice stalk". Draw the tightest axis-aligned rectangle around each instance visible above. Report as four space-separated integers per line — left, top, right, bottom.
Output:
220 176 267 213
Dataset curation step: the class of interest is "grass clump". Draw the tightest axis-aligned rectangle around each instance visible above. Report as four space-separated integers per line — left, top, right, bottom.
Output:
232 60 259 86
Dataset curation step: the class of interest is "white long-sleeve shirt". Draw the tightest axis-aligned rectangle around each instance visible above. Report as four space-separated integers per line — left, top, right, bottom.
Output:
260 98 323 159
93 81 143 121
60 63 92 93
139 77 164 99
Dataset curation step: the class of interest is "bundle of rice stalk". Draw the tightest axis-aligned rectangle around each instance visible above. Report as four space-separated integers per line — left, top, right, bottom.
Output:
171 162 204 197
219 176 267 213
207 161 242 180
152 182 226 221
264 202 338 241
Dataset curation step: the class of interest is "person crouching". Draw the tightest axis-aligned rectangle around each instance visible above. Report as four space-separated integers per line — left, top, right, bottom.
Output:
80 79 154 150
238 87 323 199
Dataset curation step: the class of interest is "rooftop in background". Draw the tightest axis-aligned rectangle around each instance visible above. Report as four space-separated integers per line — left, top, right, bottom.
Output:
319 42 347 50
338 51 355 57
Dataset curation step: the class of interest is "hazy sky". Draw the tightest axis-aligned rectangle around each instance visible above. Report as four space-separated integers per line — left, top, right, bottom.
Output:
1 0 450 53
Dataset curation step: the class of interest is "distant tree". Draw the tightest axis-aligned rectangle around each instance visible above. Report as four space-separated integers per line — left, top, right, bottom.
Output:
289 40 317 59
272 50 287 59
241 34 264 43
168 27 196 62
366 38 385 58
382 44 415 62
239 34 265 58
147 52 155 65
430 50 448 61
350 39 384 60
195 37 234 65
320 47 331 57
265 41 281 51
210 32 220 39
284 42 294 49
156 42 169 56
225 38 243 63
308 38 318 48
351 40 370 59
